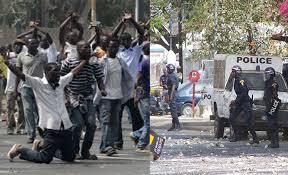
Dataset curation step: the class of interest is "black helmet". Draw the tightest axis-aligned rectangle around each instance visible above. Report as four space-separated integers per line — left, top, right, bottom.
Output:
166 64 175 74
231 65 242 78
232 65 242 74
265 67 276 79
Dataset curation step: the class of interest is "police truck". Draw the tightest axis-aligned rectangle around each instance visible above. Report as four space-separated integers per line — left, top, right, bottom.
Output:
210 54 288 138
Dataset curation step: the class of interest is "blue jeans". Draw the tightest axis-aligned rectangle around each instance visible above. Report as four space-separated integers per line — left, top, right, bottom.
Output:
99 99 121 151
70 100 96 157
21 87 39 139
19 129 75 164
131 98 150 148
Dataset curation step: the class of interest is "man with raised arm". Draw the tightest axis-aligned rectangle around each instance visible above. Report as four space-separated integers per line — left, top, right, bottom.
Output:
4 51 87 164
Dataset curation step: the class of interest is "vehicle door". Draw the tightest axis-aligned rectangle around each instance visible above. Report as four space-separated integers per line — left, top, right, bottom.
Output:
222 74 237 118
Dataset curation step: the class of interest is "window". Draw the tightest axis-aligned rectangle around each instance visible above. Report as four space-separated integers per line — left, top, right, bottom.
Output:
242 72 288 92
275 73 288 92
243 73 264 90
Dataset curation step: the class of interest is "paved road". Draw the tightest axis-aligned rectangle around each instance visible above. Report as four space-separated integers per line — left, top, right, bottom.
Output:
0 117 149 175
151 116 288 175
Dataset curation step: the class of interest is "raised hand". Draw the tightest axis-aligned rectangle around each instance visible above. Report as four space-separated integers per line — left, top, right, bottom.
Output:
71 13 80 21
123 12 133 20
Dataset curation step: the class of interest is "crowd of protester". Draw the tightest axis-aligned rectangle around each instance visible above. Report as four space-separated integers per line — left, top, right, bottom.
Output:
0 11 150 163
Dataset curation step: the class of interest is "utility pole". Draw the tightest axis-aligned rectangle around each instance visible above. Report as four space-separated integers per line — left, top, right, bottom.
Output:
91 0 97 36
135 0 145 22
178 0 183 83
135 0 139 22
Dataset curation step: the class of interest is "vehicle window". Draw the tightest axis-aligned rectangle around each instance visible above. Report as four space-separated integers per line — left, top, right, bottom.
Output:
225 74 234 91
242 73 264 90
275 73 288 92
178 82 191 91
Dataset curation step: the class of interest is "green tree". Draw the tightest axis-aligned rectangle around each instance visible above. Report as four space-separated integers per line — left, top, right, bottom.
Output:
151 0 288 56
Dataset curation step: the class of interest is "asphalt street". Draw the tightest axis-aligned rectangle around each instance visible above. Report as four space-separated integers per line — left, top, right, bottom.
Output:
150 115 288 175
0 117 149 175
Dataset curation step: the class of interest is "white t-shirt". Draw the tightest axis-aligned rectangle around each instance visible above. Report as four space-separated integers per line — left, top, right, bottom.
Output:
102 58 123 100
24 73 74 130
64 42 78 60
5 52 19 93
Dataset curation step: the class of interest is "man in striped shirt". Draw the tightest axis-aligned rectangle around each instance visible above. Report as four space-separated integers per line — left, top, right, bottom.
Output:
61 40 107 160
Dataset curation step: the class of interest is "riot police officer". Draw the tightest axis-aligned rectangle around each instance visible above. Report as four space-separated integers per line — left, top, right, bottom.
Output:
229 65 259 145
263 67 281 148
166 64 181 131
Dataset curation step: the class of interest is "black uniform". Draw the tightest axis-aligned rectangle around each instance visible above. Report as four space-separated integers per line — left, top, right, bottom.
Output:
229 76 258 141
263 78 281 147
167 72 180 129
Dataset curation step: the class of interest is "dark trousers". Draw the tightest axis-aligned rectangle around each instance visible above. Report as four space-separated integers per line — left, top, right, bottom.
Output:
169 93 180 119
19 129 75 164
115 98 143 147
265 98 280 143
267 114 279 143
229 102 257 140
70 100 96 157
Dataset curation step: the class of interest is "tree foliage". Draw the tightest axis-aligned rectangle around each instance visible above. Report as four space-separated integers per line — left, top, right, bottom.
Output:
151 0 288 56
0 0 149 28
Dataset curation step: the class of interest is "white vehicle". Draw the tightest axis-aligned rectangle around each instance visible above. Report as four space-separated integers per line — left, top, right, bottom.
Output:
210 54 288 138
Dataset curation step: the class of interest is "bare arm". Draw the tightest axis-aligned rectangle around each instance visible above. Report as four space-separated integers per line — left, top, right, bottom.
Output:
59 15 73 48
3 54 25 81
71 60 87 75
14 74 21 94
88 26 101 45
35 27 53 45
129 17 144 45
59 28 67 50
144 19 150 30
72 19 84 41
111 19 125 38
96 78 107 96
17 29 34 39
60 15 73 30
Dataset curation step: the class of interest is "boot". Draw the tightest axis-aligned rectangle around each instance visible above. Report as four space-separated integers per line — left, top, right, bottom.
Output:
268 133 279 148
167 118 176 131
229 136 240 142
174 118 182 131
268 141 279 148
249 136 259 146
229 128 240 142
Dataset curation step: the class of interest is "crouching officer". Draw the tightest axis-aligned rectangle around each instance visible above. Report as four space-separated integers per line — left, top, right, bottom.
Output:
229 65 259 145
166 64 181 131
263 67 281 148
